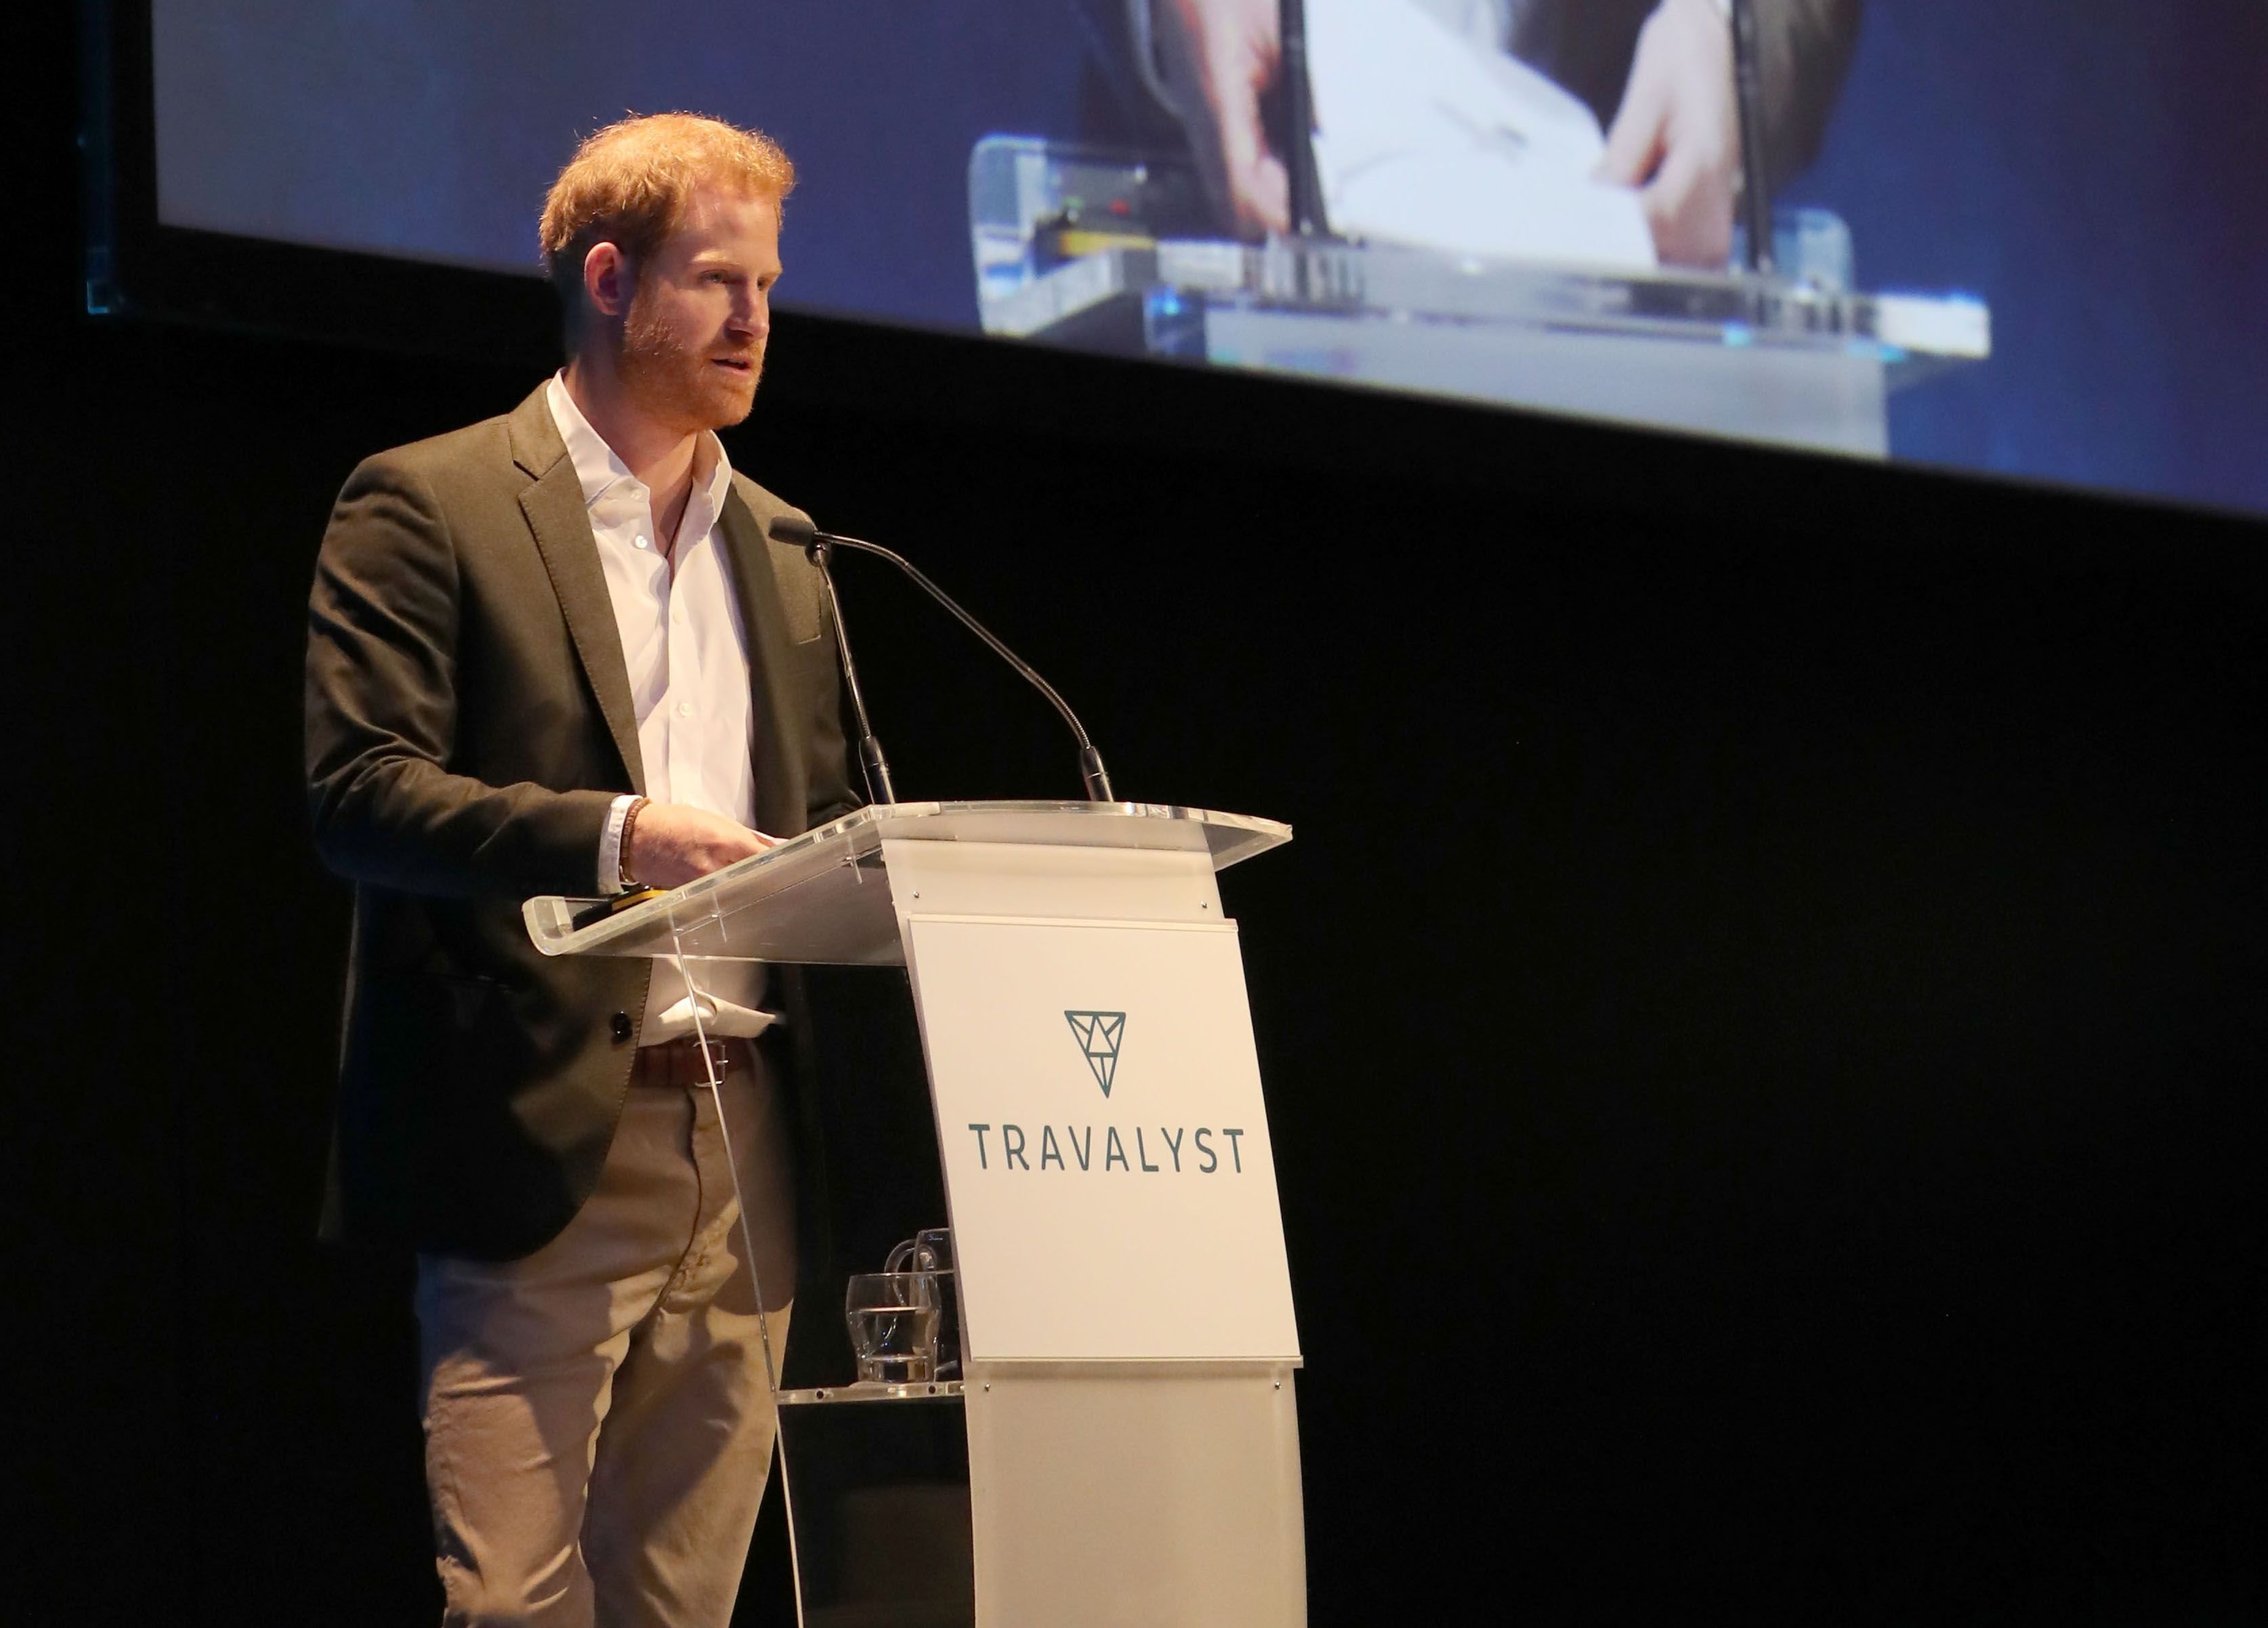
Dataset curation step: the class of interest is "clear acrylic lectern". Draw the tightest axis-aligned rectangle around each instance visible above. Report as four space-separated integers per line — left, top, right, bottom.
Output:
526 801 1305 1627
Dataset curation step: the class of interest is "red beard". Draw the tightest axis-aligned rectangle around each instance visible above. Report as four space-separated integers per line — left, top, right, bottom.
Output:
619 291 761 434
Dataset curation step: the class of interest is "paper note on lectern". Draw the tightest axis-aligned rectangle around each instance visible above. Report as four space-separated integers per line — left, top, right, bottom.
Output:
904 914 1301 1362
1305 0 1657 268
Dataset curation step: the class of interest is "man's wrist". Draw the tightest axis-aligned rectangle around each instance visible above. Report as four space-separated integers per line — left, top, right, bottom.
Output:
618 797 651 890
599 793 643 894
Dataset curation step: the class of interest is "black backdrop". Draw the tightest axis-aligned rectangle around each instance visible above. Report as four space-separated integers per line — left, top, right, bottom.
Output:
18 14 2265 1623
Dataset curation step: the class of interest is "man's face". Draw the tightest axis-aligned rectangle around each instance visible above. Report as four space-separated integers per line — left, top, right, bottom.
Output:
615 184 781 434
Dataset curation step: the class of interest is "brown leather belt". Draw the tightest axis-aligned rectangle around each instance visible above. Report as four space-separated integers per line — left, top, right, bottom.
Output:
631 1035 751 1089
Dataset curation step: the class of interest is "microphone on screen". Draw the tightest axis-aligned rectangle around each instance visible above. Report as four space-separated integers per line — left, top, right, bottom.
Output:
766 513 1118 805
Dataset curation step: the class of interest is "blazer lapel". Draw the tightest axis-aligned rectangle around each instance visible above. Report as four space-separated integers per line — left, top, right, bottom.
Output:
508 387 646 796
717 487 806 834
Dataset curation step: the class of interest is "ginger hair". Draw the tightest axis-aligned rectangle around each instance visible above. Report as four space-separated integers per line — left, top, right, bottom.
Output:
538 112 795 349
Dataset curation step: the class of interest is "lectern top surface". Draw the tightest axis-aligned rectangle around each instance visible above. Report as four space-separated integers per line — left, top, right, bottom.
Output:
523 799 1290 963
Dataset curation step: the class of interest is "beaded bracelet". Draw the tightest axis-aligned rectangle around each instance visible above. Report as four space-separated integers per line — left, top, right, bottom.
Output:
618 796 650 890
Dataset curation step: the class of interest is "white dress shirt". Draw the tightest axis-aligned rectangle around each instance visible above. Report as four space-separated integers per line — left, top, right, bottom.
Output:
546 375 772 1043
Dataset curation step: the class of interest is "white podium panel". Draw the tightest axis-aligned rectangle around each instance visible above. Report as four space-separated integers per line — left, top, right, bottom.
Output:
903 914 1299 1363
965 1362 1306 1628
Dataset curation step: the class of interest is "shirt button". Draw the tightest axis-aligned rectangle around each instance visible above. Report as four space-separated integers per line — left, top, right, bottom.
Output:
677 701 694 717
635 535 650 549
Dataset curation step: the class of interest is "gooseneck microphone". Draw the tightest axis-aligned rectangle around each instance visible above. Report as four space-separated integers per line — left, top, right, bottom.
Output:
780 514 897 804
767 514 1117 803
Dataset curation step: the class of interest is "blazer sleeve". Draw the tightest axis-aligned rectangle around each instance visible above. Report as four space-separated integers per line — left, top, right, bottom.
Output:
1752 0 1865 184
305 452 615 900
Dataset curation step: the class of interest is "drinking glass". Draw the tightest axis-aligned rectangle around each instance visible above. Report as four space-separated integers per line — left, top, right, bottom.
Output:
844 1272 942 1384
885 1228 960 1380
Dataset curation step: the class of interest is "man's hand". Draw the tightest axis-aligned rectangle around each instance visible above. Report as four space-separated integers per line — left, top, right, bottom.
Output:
1155 0 1290 239
1597 0 1740 268
625 801 775 891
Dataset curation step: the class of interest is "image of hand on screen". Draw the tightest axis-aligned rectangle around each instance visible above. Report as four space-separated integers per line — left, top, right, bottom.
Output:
1150 0 1292 238
1593 0 1738 266
1135 0 1861 268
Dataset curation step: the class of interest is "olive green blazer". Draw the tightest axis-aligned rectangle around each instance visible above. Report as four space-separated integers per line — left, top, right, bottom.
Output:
306 383 858 1257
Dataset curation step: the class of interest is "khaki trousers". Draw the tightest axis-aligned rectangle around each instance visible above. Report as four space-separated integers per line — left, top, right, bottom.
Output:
415 1046 797 1628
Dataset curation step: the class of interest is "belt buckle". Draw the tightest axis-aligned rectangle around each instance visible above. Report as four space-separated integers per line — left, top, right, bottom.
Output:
690 1036 734 1079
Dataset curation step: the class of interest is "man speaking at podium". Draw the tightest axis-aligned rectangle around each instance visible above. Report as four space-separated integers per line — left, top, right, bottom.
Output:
305 113 857 1625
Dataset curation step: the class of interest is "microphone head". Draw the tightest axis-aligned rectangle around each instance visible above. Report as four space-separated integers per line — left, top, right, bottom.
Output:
767 512 819 552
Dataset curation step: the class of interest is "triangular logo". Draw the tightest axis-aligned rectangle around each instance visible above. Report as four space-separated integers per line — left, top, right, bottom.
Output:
1064 1010 1127 1098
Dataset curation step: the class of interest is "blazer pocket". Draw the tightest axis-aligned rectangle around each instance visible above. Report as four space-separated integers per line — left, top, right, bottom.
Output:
765 538 827 645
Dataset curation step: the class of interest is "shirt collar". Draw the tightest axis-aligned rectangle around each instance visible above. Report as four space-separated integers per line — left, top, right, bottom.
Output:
545 373 733 518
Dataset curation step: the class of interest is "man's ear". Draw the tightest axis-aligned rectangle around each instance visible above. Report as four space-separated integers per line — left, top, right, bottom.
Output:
583 242 633 320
